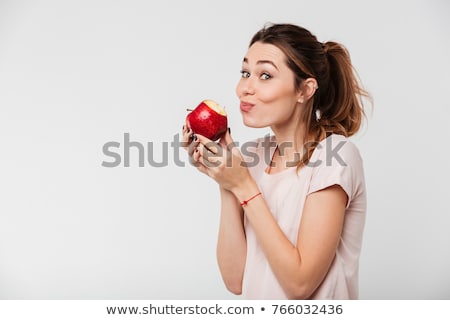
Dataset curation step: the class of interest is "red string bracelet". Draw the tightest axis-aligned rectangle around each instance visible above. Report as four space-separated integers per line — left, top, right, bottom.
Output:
240 192 262 207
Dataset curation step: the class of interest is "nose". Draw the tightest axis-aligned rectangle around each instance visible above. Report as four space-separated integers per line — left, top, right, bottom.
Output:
236 77 255 98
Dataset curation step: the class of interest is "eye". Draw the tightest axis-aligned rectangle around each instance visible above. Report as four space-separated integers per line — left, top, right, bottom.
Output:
240 70 250 78
260 72 272 80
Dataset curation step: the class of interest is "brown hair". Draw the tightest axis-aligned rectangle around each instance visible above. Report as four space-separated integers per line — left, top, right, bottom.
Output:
249 23 371 168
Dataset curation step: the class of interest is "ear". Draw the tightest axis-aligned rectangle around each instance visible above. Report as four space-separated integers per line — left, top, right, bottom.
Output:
297 78 318 103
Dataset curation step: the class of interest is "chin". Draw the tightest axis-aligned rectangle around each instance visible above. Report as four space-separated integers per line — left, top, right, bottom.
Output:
242 117 268 129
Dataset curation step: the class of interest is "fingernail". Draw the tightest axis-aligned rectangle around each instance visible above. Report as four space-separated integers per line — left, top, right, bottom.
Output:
193 134 198 141
228 127 231 134
182 125 185 131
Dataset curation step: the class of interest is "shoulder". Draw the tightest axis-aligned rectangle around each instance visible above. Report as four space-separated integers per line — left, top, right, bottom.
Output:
310 134 363 169
307 134 366 205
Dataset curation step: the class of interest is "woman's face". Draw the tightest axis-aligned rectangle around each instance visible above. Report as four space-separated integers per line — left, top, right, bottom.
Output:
236 41 301 129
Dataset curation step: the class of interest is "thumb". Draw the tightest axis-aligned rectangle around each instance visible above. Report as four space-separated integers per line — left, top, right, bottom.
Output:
219 128 235 149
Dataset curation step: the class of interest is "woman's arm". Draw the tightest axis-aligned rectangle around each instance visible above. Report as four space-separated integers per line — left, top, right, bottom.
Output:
233 180 346 299
192 132 346 299
182 128 247 295
216 187 247 295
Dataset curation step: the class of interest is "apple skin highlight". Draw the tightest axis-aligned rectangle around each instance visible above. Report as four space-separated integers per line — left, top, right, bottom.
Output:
186 100 228 141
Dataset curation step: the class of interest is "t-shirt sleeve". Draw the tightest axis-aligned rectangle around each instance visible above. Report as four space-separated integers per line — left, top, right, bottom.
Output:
307 136 364 208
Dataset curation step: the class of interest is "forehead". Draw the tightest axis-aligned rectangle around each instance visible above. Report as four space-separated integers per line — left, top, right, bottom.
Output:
244 42 287 64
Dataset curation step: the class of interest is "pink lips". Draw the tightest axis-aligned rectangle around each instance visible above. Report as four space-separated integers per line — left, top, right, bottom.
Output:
240 101 255 112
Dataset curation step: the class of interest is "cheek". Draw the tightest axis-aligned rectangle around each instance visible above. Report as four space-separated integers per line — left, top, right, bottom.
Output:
256 81 295 104
257 86 295 110
260 93 299 121
256 86 277 103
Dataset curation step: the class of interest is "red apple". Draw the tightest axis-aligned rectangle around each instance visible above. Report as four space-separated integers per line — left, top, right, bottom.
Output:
186 99 228 141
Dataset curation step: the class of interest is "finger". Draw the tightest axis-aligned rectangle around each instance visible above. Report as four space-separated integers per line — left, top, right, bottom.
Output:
188 145 201 168
187 139 200 158
197 149 219 169
181 127 194 150
191 147 215 172
218 129 235 149
195 134 220 155
182 123 190 137
197 143 221 168
219 130 245 167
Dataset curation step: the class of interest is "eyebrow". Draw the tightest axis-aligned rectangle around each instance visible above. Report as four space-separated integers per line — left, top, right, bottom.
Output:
243 57 279 71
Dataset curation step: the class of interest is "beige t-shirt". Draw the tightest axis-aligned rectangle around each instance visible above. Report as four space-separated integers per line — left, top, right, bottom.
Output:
241 134 366 299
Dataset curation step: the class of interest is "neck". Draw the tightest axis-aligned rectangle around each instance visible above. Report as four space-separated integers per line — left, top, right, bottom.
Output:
270 123 306 167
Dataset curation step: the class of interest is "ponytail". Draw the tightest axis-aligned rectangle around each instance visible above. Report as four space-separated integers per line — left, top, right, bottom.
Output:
316 41 368 137
299 41 370 169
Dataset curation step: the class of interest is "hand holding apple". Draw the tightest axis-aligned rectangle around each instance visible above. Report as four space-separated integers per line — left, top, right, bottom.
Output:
186 99 228 141
191 130 255 194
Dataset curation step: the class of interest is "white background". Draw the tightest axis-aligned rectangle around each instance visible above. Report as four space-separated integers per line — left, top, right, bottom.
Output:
0 0 449 299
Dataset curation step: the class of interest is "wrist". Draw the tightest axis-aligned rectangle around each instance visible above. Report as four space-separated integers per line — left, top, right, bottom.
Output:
219 186 233 196
231 176 260 204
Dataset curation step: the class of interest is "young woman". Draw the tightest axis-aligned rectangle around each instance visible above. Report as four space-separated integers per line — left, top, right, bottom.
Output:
182 23 369 299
